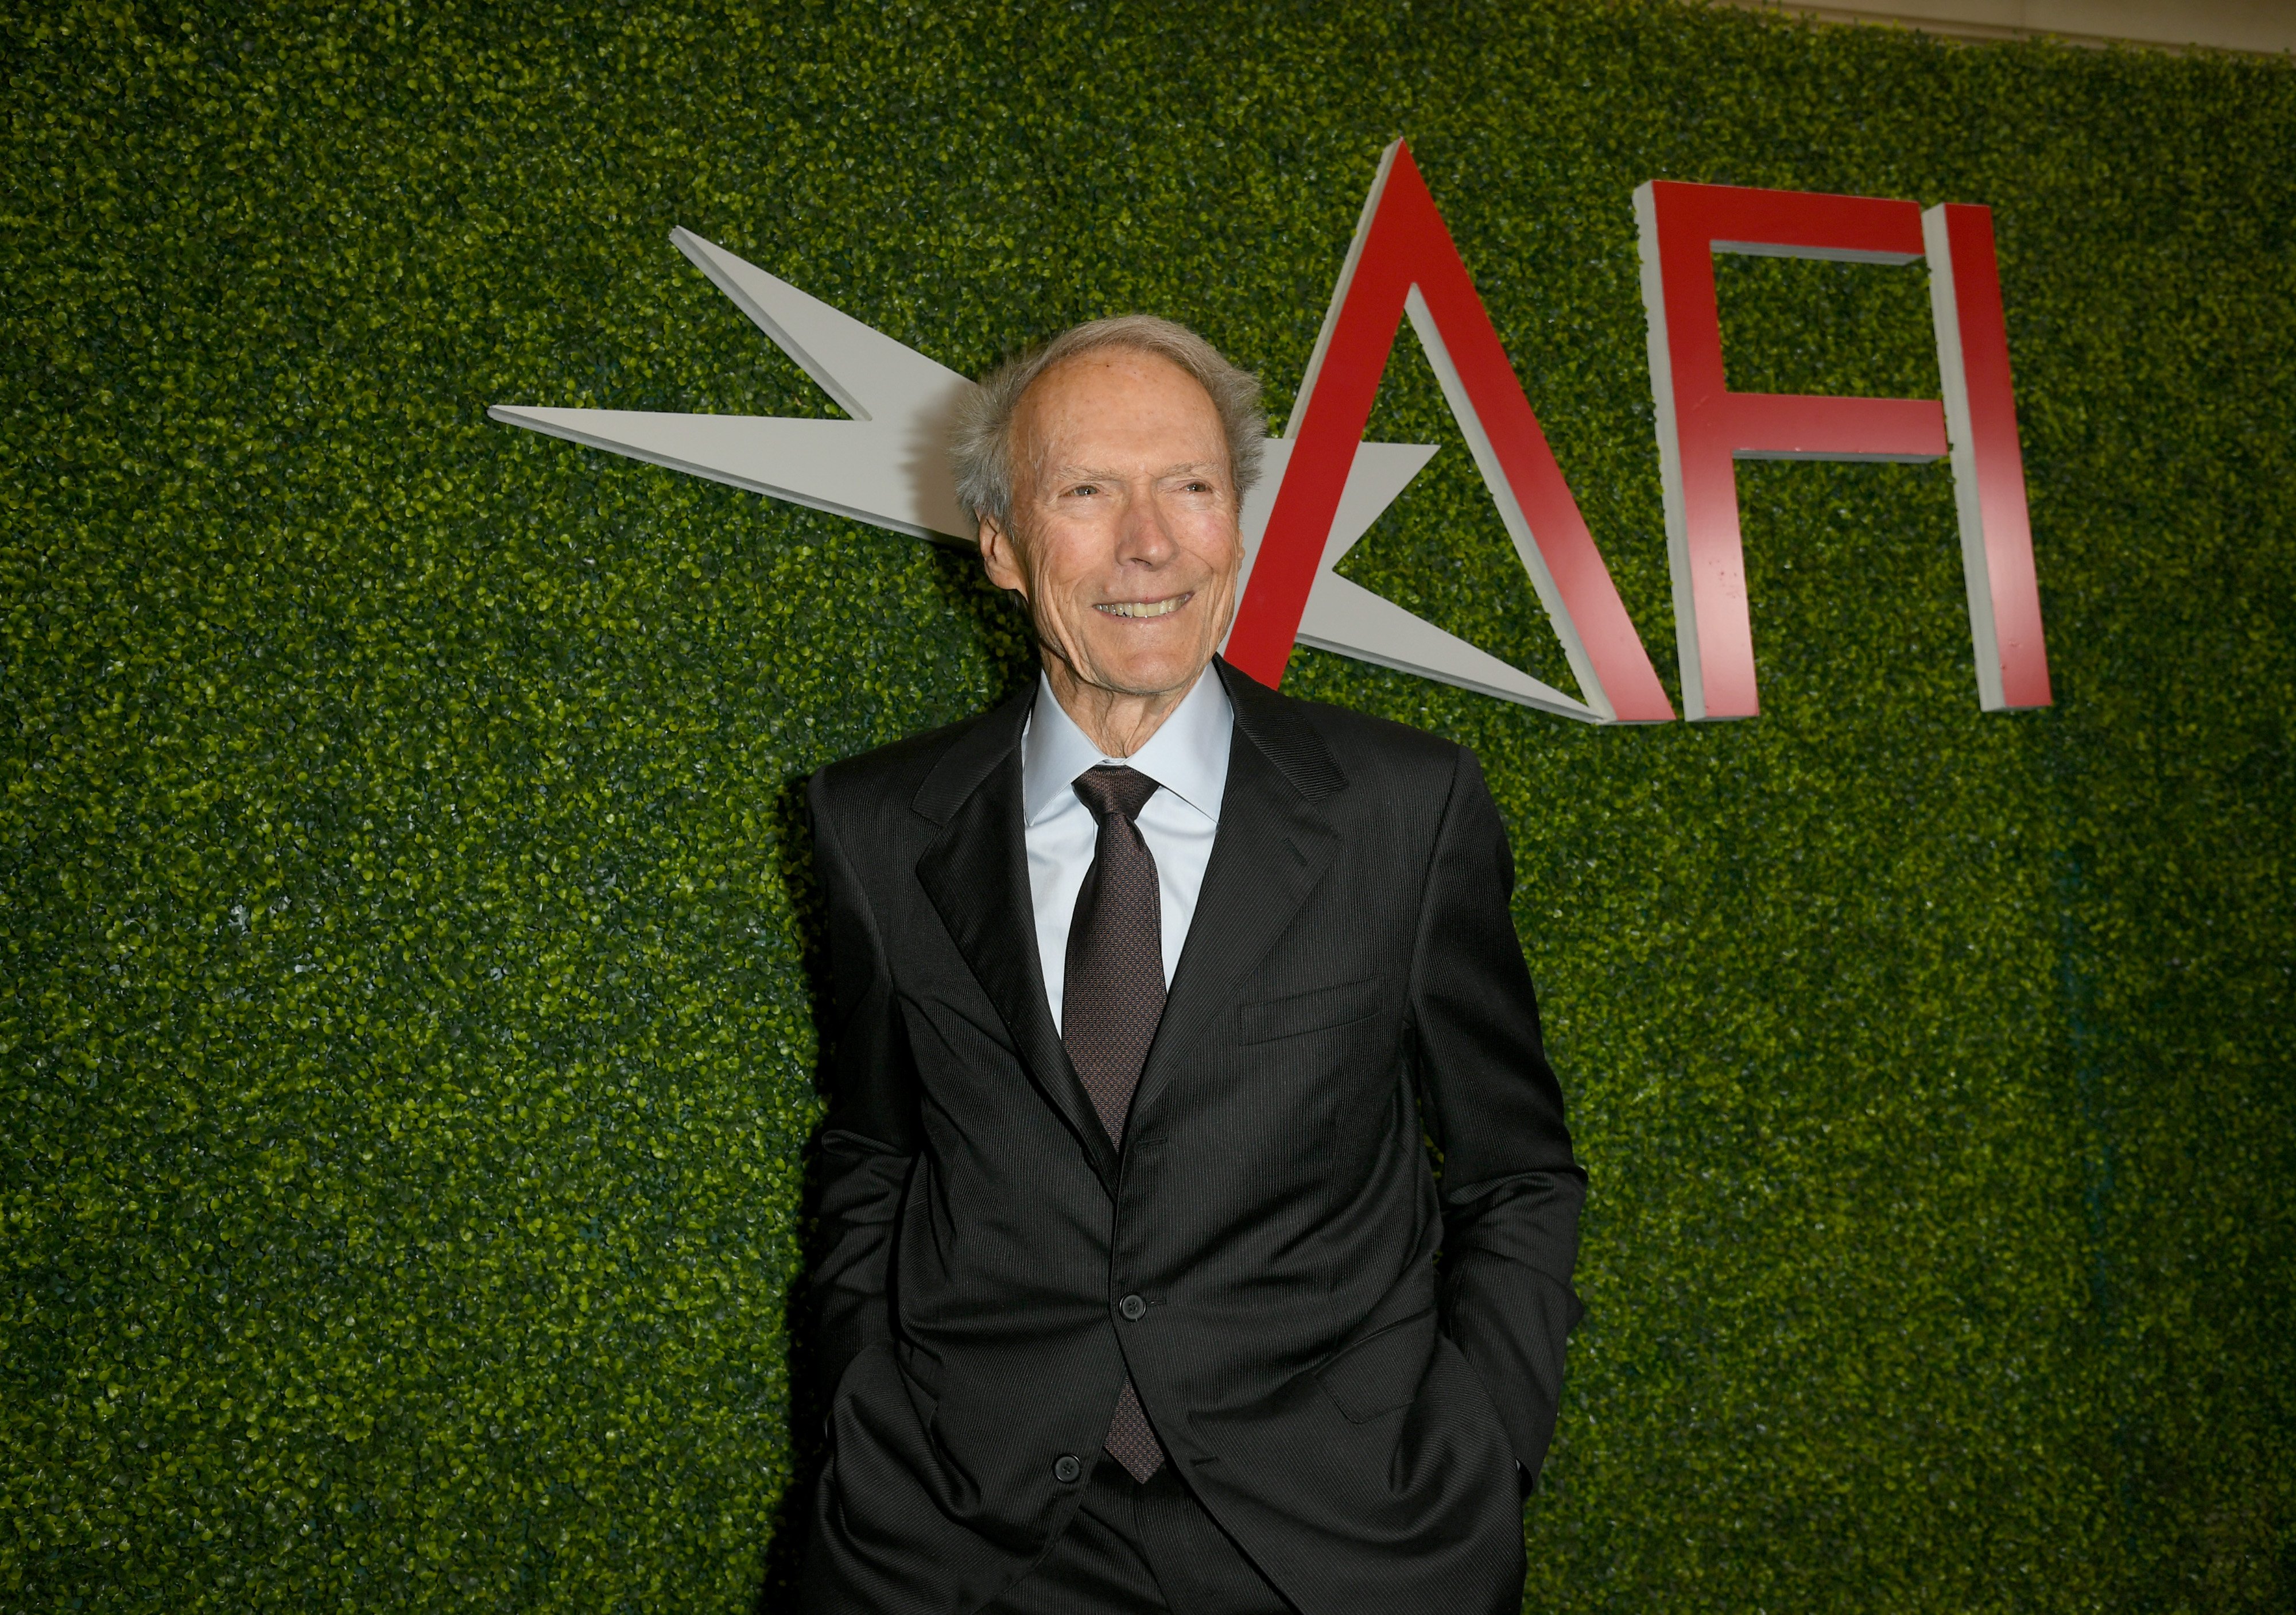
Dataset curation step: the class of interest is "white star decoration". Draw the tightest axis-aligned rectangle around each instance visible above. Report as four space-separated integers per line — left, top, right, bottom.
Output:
490 228 1591 718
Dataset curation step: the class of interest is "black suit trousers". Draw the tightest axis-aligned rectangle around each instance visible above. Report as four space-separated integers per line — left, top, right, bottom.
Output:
980 1461 1293 1615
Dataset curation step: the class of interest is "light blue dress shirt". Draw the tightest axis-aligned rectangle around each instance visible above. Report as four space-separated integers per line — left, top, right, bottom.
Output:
1021 667 1234 1034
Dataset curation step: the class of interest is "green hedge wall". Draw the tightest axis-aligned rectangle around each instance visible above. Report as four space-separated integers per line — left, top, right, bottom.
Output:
6 1 2292 1608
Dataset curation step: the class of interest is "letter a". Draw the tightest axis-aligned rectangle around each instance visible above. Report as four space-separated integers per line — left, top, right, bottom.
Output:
1226 141 1675 724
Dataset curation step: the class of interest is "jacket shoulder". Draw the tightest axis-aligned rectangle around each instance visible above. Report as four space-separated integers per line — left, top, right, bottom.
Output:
1289 692 1463 772
808 700 1008 833
1223 660 1467 808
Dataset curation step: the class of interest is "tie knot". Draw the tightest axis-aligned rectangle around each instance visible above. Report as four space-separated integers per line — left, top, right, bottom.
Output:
1073 764 1161 824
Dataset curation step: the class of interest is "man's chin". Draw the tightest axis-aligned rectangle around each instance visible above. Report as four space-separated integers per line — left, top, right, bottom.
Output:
1061 642 1218 702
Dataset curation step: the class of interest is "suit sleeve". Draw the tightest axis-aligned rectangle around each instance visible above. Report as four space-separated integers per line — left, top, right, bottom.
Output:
806 770 924 1396
1407 745 1588 1484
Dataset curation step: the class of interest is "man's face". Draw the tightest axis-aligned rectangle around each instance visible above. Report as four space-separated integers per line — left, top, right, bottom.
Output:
979 349 1243 702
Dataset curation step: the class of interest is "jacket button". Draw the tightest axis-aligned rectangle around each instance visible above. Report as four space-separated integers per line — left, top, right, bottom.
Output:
1054 1454 1083 1484
1119 1293 1147 1322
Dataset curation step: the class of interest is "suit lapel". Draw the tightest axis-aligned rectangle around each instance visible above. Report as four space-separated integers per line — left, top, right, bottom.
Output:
913 690 1122 1191
1129 663 1344 1129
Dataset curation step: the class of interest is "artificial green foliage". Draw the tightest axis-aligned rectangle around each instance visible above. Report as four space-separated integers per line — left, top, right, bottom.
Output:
5 1 2291 1609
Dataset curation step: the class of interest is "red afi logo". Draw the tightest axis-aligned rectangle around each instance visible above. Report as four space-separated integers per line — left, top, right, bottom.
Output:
1229 141 2050 722
491 141 2049 725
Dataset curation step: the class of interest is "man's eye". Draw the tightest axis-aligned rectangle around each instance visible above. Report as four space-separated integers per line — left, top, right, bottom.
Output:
1066 483 1101 498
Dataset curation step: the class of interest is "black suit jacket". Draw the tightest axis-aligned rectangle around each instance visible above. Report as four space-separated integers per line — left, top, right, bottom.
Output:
800 659 1585 1615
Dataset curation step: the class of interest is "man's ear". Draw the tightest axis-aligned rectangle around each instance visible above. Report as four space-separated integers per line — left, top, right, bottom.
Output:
978 514 1027 597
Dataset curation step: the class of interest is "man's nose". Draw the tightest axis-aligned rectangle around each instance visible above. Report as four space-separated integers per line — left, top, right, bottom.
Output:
1114 483 1179 565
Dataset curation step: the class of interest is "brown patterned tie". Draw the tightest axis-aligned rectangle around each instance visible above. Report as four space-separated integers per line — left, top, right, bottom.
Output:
1064 764 1168 1482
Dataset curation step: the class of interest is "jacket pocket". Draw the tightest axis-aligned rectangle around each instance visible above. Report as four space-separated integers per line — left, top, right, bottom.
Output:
1238 978 1382 1044
1315 1306 1437 1423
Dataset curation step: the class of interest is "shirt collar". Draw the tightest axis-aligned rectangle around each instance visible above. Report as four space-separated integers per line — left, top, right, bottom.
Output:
1021 665 1234 827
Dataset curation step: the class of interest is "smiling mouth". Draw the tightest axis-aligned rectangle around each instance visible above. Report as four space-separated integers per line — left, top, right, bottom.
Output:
1095 592 1192 619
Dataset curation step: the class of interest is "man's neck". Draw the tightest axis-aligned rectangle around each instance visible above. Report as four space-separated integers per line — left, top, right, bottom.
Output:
1043 659 1210 758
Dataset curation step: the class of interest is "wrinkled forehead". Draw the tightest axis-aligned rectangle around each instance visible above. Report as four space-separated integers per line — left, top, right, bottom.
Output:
1011 348 1227 474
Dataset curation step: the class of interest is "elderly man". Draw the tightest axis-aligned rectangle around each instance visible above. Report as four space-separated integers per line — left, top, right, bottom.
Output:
801 316 1585 1615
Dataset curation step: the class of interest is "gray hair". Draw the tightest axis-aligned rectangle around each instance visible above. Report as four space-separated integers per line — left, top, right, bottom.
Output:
950 315 1266 529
